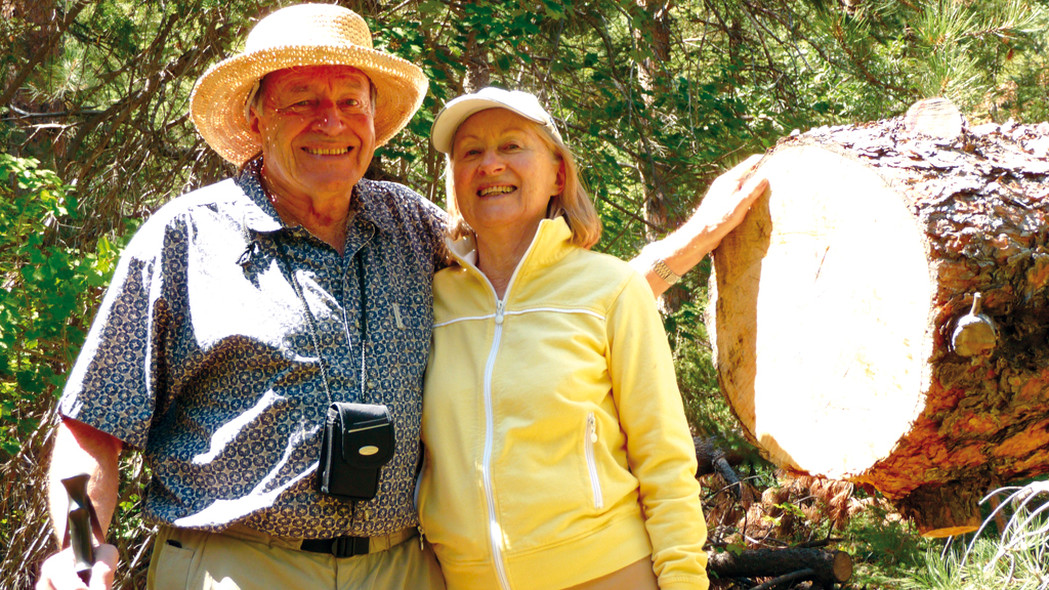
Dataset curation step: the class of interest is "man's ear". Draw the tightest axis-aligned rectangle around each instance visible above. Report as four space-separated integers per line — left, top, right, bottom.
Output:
247 107 262 138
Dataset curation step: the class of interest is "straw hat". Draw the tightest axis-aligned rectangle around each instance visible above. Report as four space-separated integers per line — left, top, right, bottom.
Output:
190 4 428 166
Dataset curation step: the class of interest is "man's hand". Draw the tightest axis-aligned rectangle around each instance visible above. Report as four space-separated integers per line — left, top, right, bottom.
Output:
40 419 123 590
36 545 118 590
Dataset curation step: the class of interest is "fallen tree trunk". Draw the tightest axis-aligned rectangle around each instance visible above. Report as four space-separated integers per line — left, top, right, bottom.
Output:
707 547 853 586
708 99 1049 536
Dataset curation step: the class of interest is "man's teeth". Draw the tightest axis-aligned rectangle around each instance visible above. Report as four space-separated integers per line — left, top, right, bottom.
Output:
305 147 351 155
479 186 515 196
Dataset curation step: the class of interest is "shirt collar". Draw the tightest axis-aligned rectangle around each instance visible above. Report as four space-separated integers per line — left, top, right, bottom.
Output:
234 160 288 235
234 158 395 238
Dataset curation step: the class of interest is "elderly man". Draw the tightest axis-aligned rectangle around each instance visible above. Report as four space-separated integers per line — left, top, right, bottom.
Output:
37 4 766 590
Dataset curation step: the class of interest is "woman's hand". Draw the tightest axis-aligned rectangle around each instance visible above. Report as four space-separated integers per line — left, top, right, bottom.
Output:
691 154 769 250
632 154 769 297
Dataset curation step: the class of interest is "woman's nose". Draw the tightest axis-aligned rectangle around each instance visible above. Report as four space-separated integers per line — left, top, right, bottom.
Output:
478 150 505 173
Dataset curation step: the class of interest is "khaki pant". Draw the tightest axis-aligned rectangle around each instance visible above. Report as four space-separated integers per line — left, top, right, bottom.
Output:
147 525 446 590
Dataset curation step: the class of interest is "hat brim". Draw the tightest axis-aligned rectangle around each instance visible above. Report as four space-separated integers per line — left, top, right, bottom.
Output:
431 97 552 155
191 45 428 166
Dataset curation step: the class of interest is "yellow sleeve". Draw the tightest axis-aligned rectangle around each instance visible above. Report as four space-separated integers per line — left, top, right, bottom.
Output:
606 271 710 590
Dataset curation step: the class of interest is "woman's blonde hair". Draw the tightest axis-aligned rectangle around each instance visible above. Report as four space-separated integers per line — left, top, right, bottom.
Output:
444 115 602 250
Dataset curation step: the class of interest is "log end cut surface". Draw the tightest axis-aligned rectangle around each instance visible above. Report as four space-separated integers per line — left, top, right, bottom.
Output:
710 145 934 479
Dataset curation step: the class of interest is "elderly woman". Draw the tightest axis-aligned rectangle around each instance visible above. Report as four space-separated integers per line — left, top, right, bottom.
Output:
418 87 709 590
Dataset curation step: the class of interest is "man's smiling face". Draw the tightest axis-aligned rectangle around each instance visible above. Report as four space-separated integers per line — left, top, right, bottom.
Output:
249 65 376 202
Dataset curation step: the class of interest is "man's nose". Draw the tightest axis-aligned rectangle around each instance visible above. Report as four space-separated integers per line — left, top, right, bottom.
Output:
312 101 347 133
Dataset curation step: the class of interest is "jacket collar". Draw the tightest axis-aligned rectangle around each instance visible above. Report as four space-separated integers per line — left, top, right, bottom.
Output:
446 216 575 276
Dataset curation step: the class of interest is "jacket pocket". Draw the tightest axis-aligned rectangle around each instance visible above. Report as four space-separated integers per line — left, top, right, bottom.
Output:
584 412 604 510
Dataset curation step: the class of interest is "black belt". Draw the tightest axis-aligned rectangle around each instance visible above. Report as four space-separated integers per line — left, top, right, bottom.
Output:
300 535 369 558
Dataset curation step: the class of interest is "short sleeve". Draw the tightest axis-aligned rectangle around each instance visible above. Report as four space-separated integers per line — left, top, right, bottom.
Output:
59 222 171 450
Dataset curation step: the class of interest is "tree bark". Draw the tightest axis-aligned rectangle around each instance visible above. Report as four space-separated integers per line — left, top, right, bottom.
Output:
707 99 1049 536
707 547 853 585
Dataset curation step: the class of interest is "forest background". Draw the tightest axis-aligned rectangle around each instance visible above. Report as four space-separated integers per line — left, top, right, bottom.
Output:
2 0 1048 588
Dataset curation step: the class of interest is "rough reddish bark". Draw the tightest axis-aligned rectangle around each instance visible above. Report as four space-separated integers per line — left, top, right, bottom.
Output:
708 99 1049 536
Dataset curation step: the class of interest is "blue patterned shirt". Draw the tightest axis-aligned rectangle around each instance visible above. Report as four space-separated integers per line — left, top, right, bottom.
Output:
59 162 446 538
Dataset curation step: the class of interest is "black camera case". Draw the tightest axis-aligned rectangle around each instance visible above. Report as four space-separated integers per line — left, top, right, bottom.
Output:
317 402 395 502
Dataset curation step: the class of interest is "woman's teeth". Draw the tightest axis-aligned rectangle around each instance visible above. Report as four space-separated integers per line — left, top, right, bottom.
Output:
479 185 515 196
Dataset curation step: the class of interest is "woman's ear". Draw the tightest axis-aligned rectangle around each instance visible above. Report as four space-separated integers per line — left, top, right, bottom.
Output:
555 159 566 194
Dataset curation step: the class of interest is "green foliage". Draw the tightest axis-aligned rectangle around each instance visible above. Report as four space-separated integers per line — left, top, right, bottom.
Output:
0 155 122 460
903 0 1046 110
842 500 934 586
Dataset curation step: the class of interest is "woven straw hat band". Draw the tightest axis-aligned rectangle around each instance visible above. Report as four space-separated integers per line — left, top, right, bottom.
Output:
190 4 428 166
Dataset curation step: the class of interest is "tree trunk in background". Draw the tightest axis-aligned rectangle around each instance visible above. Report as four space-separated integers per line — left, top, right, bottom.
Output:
634 0 672 235
461 29 491 94
708 99 1049 536
634 0 685 311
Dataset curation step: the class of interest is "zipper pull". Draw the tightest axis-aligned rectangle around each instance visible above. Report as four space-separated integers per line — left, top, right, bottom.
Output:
495 300 505 325
418 525 426 550
588 413 598 443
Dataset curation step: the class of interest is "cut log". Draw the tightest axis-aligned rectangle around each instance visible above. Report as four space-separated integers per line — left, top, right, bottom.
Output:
707 99 1049 537
707 547 853 585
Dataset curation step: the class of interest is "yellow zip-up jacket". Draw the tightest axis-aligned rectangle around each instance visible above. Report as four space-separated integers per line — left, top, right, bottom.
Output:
419 218 708 590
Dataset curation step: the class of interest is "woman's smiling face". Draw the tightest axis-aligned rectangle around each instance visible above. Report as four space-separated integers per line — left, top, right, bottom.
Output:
451 108 564 239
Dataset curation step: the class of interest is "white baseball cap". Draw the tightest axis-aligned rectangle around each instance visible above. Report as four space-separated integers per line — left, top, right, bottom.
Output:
430 86 563 154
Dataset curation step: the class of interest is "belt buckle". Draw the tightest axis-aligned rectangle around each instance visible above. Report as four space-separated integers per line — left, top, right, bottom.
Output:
332 535 369 558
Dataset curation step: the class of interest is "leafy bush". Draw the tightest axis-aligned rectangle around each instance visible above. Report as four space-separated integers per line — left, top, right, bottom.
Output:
0 155 135 588
0 154 125 459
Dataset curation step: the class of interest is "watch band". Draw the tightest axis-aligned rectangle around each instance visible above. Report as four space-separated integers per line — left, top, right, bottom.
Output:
653 259 681 286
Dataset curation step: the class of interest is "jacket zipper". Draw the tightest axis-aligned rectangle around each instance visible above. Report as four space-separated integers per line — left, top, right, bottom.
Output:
482 298 513 590
585 412 604 509
454 228 545 590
